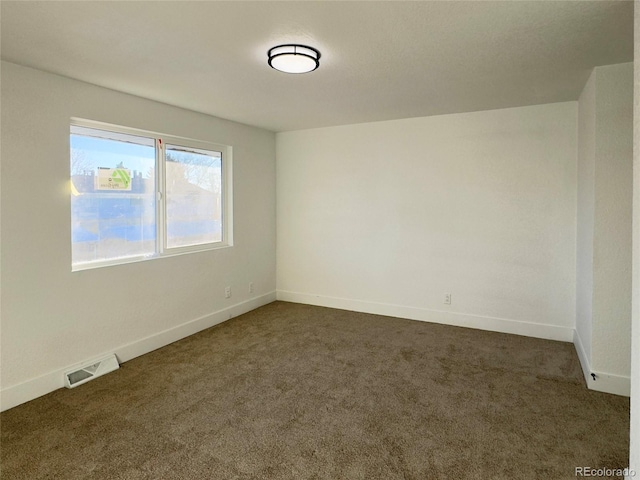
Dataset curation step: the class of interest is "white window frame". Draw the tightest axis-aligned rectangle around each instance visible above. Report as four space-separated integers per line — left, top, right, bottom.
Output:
70 118 233 272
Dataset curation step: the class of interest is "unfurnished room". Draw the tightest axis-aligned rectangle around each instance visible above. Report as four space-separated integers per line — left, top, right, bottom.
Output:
1 1 639 479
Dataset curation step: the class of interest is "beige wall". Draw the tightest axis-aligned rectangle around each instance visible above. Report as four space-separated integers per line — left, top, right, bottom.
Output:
575 63 633 396
629 5 640 474
0 62 277 410
576 71 596 366
277 102 577 341
592 63 634 376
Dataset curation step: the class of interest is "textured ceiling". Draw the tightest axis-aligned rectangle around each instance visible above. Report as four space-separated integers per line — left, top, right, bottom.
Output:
0 1 633 132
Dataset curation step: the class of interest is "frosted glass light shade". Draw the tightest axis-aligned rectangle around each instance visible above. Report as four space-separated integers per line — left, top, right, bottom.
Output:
268 44 320 74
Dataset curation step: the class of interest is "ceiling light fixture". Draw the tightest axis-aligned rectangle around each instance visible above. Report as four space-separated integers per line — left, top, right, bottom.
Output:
268 44 321 74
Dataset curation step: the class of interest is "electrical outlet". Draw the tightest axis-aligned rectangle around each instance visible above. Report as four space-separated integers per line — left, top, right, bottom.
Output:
225 286 231 299
249 282 254 294
444 293 451 305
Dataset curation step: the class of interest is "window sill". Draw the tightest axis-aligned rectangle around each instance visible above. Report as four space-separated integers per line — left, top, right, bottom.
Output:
71 242 233 272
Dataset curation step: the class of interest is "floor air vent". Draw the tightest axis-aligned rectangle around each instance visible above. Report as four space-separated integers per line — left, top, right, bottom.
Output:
64 354 119 388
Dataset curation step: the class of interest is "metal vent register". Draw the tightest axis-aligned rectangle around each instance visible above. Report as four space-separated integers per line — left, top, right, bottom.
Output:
64 354 119 388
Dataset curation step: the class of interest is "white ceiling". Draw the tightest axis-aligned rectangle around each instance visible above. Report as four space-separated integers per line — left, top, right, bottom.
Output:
1 1 633 132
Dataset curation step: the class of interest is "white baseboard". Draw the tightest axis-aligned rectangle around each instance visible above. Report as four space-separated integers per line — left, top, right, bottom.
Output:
0 291 277 412
276 290 574 342
573 329 592 387
278 291 633 396
573 330 631 397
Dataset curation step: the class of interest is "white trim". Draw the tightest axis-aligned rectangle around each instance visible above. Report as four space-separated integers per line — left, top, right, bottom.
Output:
276 290 574 342
0 292 276 412
573 329 592 386
70 243 235 272
70 117 230 156
586 370 631 397
157 136 166 255
277 291 633 396
222 144 234 247
573 330 631 397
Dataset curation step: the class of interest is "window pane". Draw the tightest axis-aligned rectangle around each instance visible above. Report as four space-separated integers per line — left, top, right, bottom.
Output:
70 126 156 267
165 144 222 248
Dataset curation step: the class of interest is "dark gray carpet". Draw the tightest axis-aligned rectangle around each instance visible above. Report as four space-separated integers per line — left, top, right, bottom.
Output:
1 302 630 479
